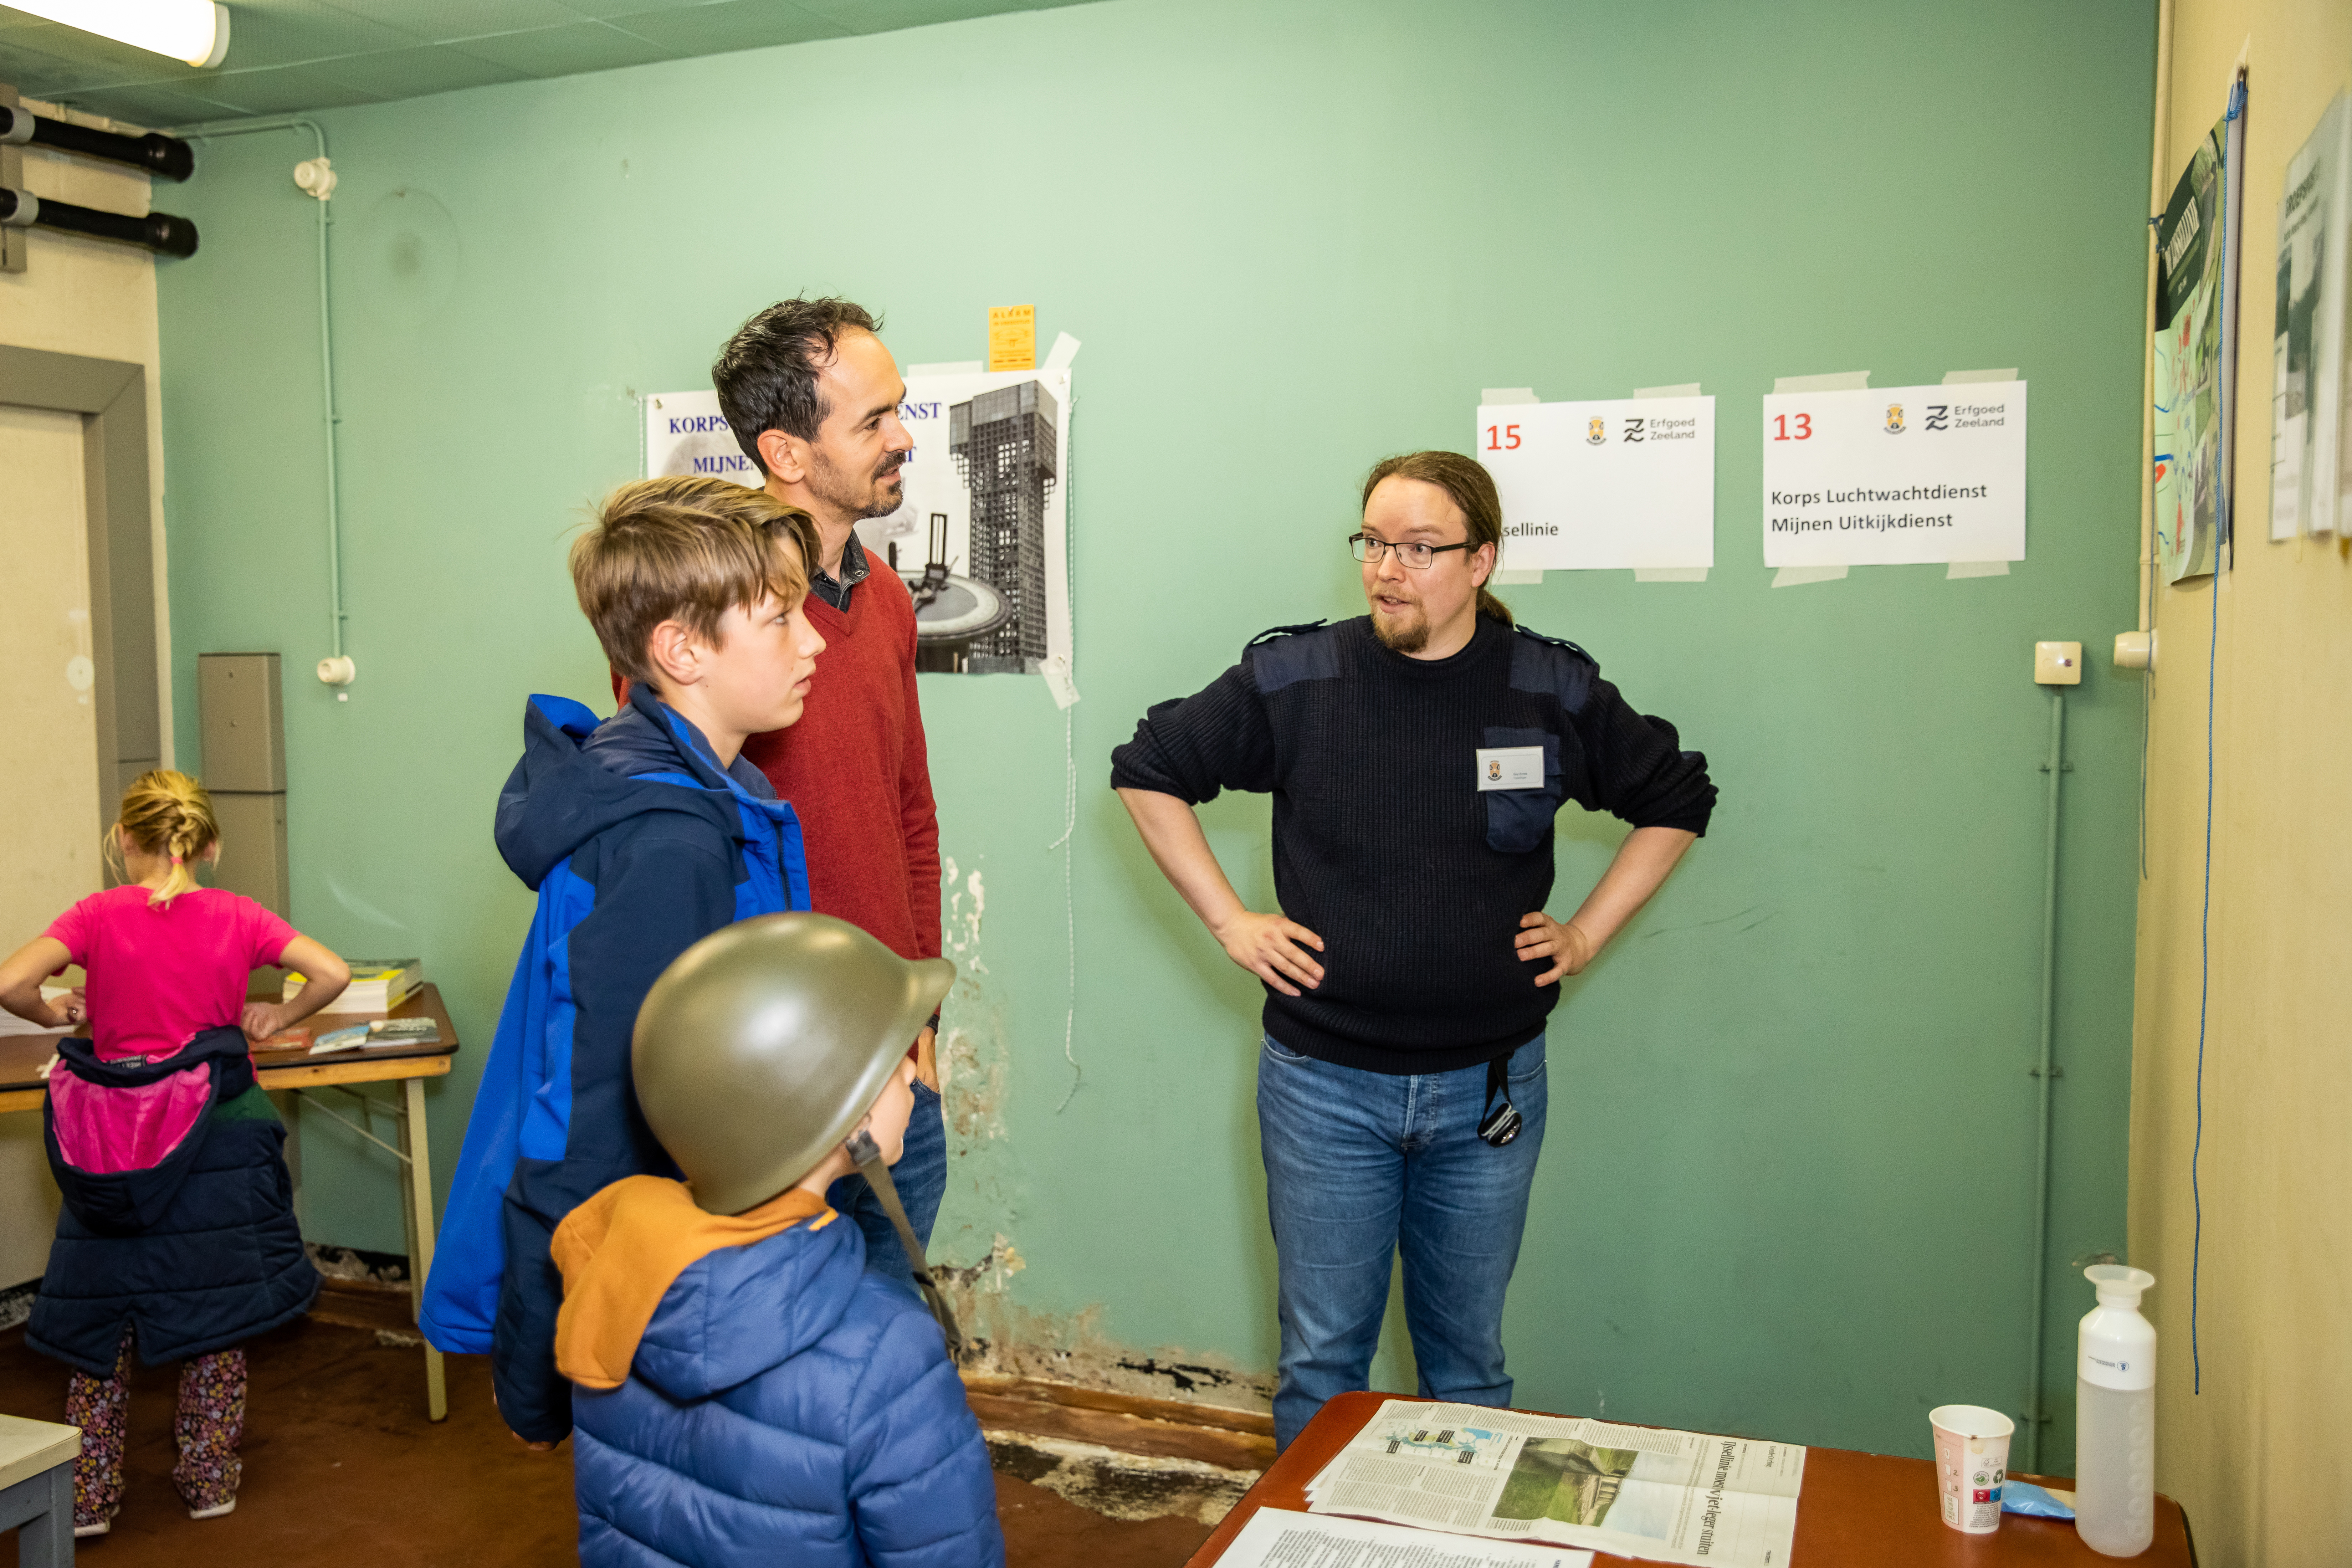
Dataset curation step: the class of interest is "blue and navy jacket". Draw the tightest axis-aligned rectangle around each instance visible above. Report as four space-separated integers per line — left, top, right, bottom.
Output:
421 683 808 1442
30 1027 318 1375
572 1214 1004 1568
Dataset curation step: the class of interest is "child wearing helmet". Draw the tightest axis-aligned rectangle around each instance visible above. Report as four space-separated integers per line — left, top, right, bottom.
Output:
551 912 1001 1567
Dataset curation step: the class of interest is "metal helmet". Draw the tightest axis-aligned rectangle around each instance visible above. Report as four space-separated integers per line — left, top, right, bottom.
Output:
632 912 955 1218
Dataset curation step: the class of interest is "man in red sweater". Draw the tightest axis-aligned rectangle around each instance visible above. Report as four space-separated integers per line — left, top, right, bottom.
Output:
706 297 947 1287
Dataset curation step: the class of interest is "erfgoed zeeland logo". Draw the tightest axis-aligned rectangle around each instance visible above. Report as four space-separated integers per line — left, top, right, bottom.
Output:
1884 403 1906 434
1586 417 1606 446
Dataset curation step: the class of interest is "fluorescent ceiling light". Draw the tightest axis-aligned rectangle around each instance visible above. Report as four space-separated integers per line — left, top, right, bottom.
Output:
11 1 231 69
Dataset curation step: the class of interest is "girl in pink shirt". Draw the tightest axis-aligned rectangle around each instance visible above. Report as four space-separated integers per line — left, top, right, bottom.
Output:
0 770 350 1536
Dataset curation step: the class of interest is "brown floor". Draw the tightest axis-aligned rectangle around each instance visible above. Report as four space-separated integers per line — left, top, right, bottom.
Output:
0 1317 1217 1566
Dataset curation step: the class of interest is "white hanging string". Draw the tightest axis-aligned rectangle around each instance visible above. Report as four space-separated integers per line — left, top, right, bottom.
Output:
1050 705 1080 1112
1050 391 1081 1113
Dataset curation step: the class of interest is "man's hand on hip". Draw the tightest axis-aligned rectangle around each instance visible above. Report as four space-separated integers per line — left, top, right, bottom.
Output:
1214 911 1326 997
1515 911 1597 986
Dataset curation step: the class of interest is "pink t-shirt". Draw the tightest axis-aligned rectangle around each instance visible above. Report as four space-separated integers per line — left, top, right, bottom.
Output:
44 886 298 1063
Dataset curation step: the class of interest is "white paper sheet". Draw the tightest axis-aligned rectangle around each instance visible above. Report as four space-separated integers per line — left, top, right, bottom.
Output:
1219 1508 1594 1567
1760 381 2026 566
1305 1402 1803 1568
1475 396 1715 570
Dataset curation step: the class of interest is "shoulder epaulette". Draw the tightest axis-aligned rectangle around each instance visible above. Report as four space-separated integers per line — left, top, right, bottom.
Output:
1511 624 1597 665
1507 624 1598 711
1247 619 1328 649
1247 619 1340 694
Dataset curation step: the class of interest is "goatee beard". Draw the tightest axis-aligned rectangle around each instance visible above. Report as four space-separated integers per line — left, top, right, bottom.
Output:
1371 611 1430 654
812 452 908 521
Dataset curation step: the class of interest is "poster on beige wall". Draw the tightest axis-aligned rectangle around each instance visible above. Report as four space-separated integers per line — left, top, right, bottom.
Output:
2154 82 2247 582
2271 90 2350 541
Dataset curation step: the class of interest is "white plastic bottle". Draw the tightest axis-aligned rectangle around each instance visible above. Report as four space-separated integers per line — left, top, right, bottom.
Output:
2075 1264 2157 1557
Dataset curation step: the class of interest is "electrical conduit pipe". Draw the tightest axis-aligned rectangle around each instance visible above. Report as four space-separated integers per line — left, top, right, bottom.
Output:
181 117 349 682
2022 690 2069 1473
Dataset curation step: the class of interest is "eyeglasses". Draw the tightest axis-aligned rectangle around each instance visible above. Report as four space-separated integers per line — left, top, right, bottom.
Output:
1349 533 1471 570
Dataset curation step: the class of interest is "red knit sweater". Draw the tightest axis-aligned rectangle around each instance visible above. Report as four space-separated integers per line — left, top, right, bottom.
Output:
745 567 941 960
613 566 941 961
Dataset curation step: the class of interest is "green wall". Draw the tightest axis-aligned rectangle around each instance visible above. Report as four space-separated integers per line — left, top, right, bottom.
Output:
155 0 2157 1462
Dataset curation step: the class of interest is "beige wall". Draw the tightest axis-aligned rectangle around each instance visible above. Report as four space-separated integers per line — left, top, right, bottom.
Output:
0 99 173 1287
2129 3 2352 1564
0 97 173 755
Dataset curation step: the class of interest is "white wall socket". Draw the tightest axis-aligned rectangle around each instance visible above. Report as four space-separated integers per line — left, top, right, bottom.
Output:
2034 641 2083 686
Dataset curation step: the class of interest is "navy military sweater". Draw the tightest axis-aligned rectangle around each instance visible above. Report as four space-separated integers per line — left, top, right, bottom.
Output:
1109 615 1715 1072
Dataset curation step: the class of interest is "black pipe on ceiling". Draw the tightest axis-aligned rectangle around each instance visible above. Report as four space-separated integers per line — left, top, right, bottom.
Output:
0 103 195 182
0 188 199 258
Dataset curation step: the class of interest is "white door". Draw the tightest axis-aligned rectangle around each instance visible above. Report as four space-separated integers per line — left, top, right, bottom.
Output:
0 400 97 1288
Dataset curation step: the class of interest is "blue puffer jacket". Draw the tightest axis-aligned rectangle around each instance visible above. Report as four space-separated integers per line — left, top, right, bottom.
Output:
572 1207 1003 1568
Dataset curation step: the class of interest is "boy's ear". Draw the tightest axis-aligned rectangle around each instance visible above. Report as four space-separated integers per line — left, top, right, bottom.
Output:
645 618 703 690
756 428 807 485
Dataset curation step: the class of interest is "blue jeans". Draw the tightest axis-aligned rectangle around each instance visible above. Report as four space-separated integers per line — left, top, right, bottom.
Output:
1257 1033 1549 1450
826 1081 946 1292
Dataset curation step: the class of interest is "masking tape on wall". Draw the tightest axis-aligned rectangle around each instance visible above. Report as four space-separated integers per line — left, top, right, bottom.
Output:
1773 370 1870 393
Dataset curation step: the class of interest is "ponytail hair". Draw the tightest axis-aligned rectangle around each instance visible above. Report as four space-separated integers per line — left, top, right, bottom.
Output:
109 770 220 908
1359 451 1515 626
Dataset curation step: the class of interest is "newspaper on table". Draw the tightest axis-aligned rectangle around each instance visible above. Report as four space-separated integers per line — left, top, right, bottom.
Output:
1304 1402 1802 1568
1219 1507 1593 1568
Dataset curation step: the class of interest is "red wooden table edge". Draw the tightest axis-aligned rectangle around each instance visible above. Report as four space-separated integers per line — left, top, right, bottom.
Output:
1188 1390 1384 1564
1184 1391 2193 1567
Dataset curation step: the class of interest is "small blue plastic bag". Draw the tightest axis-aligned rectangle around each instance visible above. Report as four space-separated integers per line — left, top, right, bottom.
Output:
2002 1481 2077 1519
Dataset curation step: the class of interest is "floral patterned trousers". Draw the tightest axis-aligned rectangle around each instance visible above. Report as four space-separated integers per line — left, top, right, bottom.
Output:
66 1326 245 1527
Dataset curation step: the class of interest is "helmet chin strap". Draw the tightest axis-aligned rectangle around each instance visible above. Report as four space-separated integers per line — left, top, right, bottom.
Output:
845 1128 964 1363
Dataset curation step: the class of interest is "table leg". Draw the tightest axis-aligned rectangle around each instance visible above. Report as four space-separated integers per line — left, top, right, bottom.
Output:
14 1464 73 1566
398 1077 447 1423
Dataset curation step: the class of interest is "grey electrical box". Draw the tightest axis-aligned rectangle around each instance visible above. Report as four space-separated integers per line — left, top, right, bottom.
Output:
210 791 290 914
200 652 289 918
199 654 286 792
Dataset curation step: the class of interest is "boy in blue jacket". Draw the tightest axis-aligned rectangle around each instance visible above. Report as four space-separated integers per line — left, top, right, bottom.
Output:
422 477 827 1445
552 913 1001 1568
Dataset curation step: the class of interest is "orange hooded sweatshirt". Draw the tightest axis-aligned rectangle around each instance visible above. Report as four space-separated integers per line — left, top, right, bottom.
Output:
550 1175 836 1389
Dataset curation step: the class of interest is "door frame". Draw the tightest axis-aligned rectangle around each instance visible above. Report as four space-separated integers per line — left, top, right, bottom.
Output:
0 344 159 842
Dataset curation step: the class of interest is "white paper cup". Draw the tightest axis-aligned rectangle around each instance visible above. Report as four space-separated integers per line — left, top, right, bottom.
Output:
1930 1404 2014 1534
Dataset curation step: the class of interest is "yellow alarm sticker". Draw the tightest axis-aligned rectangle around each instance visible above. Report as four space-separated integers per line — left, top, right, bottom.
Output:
988 304 1036 372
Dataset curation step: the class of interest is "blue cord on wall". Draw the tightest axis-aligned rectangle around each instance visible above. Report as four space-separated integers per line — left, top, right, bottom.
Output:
2190 569 2216 1396
2189 73 2243 1401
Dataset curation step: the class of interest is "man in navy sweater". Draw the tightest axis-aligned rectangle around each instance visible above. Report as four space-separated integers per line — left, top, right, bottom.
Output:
1111 450 1716 1449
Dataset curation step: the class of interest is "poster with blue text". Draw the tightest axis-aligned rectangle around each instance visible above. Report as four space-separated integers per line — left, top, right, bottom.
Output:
643 368 1073 685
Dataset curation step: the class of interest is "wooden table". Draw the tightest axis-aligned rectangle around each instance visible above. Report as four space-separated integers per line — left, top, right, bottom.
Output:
0 984 460 1423
1188 1391 2195 1566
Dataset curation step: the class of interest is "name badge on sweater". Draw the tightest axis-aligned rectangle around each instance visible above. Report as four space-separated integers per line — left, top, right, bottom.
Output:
1476 746 1545 791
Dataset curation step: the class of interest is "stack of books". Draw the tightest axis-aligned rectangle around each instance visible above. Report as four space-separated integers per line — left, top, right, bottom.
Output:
286 958 421 1013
